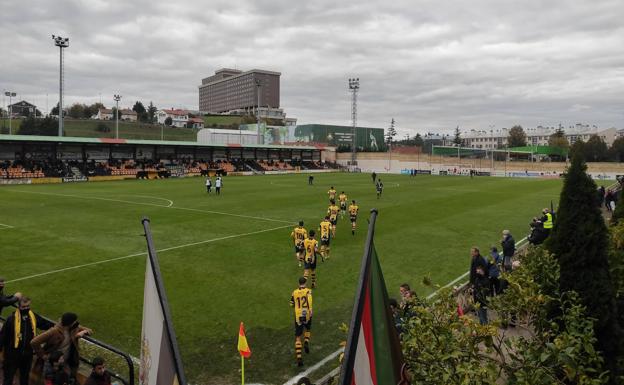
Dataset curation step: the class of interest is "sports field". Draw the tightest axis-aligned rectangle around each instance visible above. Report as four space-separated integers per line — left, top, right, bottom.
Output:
0 174 562 384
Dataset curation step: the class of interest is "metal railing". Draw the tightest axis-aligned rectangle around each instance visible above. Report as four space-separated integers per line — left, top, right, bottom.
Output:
0 310 135 385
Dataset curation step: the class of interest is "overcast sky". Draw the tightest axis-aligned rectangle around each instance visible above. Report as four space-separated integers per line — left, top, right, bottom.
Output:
1 0 623 136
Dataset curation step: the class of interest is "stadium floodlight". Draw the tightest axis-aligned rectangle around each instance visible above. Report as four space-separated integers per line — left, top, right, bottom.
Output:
348 78 359 166
4 91 16 135
52 35 69 137
113 94 121 139
255 79 262 144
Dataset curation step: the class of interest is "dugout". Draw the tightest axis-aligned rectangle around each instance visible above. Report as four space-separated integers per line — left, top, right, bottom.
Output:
0 135 324 164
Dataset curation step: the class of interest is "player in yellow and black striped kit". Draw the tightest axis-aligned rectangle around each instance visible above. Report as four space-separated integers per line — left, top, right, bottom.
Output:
319 216 332 259
303 230 320 288
290 221 308 267
338 191 348 218
290 277 313 366
327 201 339 237
348 200 359 235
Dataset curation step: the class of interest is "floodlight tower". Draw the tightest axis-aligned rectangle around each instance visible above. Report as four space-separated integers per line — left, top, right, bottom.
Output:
52 35 69 137
4 91 16 135
114 94 121 139
348 78 359 165
255 79 262 144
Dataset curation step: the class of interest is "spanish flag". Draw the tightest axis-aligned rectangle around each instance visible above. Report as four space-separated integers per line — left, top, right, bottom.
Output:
238 322 251 358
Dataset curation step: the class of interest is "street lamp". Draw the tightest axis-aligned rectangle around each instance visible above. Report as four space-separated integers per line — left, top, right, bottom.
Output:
348 78 359 166
52 35 69 137
113 94 121 139
4 91 16 135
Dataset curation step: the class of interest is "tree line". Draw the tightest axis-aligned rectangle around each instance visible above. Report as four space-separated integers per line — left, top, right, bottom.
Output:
51 101 158 123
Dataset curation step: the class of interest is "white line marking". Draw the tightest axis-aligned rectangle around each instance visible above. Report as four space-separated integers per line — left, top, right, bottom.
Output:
6 224 292 284
282 348 343 385
283 236 530 384
0 223 14 229
120 194 174 207
4 189 292 224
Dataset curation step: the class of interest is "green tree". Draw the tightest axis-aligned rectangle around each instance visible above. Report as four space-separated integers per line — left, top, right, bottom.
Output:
548 128 570 150
386 118 397 145
133 101 148 122
19 116 58 136
67 103 85 119
164 116 173 126
50 103 60 116
453 126 462 145
147 101 157 123
508 125 527 147
547 153 622 382
608 138 624 162
569 139 586 161
585 135 608 162
413 133 424 147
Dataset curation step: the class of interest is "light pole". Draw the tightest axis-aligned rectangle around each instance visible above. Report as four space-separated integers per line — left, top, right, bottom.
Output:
255 79 262 144
113 94 121 139
348 78 359 166
52 35 69 137
4 91 16 135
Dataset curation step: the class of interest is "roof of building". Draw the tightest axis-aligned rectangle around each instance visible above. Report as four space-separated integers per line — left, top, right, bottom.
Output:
188 117 204 123
8 100 36 108
0 134 320 151
161 109 188 116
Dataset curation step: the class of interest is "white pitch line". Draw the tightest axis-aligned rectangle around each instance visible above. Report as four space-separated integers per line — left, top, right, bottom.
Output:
6 224 292 284
3 189 293 224
0 223 15 230
282 236 530 384
121 194 174 207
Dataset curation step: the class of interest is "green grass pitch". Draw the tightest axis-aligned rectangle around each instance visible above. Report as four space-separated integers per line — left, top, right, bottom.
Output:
0 174 562 384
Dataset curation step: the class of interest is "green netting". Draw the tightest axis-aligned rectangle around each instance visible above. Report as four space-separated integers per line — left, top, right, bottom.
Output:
507 146 568 157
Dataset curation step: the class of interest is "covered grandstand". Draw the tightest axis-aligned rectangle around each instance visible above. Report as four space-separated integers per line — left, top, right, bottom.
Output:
0 135 336 183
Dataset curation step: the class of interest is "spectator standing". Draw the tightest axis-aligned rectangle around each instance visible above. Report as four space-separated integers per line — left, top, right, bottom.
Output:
31 312 92 379
0 277 22 315
215 176 222 195
597 186 606 207
541 208 554 236
473 266 490 325
501 230 515 272
83 357 111 385
528 219 546 245
0 297 54 385
308 175 314 185
469 247 488 286
205 177 212 193
371 172 377 183
488 247 502 296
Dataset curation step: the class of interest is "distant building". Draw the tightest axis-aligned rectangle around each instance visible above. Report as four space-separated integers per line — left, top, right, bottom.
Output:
95 108 137 122
188 117 204 129
156 109 189 128
198 68 280 114
462 125 617 148
7 101 39 117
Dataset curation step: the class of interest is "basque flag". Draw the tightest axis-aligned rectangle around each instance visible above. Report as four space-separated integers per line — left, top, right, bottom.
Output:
338 210 409 385
140 218 187 385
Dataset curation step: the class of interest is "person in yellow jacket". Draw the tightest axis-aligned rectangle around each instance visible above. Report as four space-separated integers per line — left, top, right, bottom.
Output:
541 208 553 236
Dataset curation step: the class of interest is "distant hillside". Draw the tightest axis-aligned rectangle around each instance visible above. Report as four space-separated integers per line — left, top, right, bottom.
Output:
0 118 198 141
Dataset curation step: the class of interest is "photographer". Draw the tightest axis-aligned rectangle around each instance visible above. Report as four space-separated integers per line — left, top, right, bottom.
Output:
31 312 92 379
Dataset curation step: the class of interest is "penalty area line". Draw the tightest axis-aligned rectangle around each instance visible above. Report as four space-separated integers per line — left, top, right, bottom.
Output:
6 224 292 284
282 236 529 384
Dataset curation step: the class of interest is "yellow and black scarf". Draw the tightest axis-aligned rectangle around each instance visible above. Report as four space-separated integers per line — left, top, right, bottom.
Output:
13 309 36 348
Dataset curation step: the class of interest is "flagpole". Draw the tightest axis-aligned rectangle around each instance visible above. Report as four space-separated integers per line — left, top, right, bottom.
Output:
338 209 378 385
142 218 188 385
241 355 244 385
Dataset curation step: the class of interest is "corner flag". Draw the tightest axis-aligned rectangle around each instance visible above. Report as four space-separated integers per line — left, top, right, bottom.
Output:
338 209 409 385
140 218 187 385
238 322 251 358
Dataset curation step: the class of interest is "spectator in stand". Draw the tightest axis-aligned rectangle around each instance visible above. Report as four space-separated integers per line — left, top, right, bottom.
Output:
473 266 490 325
540 208 554 235
31 312 92 379
83 357 111 385
488 247 502 296
388 298 403 334
605 190 616 212
597 186 606 207
528 218 547 246
0 277 22 315
44 351 69 385
0 297 54 385
501 230 515 272
469 247 488 286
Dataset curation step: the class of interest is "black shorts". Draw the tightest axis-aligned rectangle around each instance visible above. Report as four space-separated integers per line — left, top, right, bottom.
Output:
330 218 337 226
350 216 357 223
340 203 347 210
304 260 317 270
294 318 312 336
320 237 330 246
295 244 304 253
